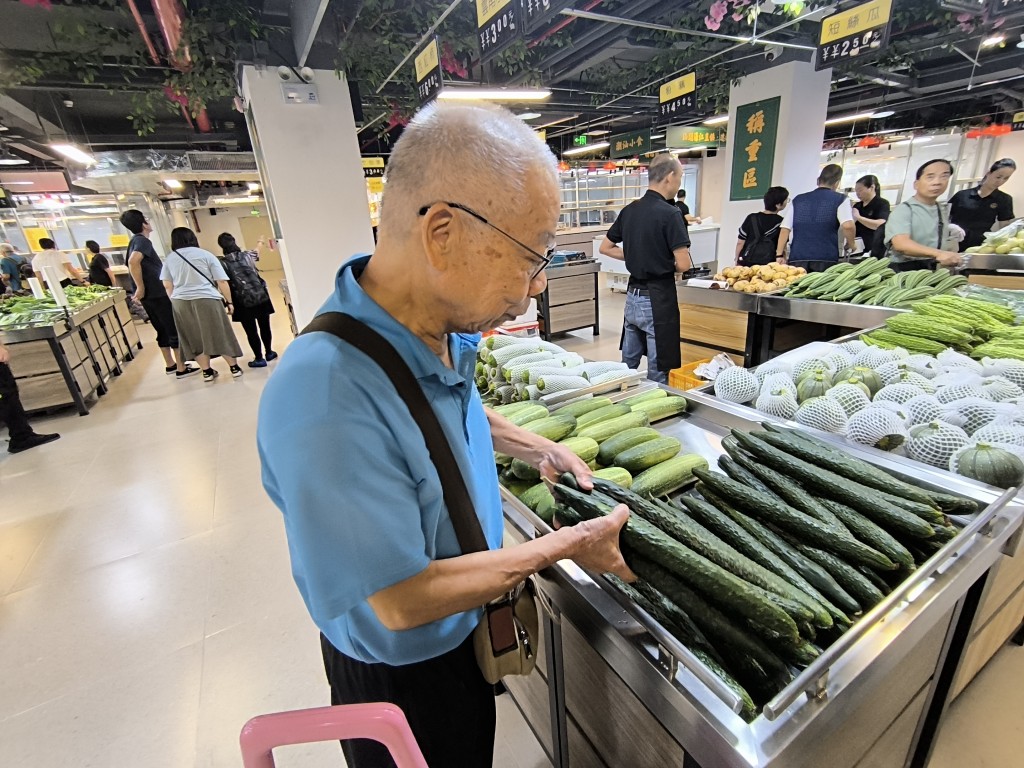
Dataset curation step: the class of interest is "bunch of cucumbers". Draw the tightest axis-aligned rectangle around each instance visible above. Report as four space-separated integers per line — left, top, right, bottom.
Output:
784 257 967 307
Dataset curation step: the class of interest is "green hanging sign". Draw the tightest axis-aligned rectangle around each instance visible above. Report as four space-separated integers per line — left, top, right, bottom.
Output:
730 97 780 202
609 129 651 159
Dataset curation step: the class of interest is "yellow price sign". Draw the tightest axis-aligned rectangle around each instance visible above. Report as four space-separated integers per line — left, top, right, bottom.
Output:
659 72 696 103
415 40 440 83
819 0 891 45
24 227 50 252
367 178 384 195
109 233 130 248
476 0 511 26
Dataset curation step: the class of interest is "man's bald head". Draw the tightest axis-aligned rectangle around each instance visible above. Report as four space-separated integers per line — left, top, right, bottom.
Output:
379 103 558 236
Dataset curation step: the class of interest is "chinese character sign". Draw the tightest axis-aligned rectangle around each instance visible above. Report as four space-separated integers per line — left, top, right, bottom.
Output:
362 157 385 179
816 0 892 71
658 72 696 120
730 97 780 201
520 0 573 36
665 126 723 148
476 0 519 62
610 129 651 159
414 38 443 104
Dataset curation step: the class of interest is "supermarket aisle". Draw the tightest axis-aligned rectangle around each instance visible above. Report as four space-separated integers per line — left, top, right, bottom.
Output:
0 273 1021 768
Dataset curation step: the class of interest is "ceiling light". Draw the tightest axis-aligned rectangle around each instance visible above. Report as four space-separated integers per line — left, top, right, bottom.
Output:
703 115 729 125
587 129 610 136
50 143 95 165
517 112 542 120
437 87 552 101
650 134 664 139
823 111 877 126
163 179 183 190
912 136 933 143
673 146 707 154
1 180 34 184
78 206 120 214
208 194 262 205
247 182 261 191
562 141 610 157
981 35 1005 48
871 109 895 118
0 122 8 132
0 147 28 165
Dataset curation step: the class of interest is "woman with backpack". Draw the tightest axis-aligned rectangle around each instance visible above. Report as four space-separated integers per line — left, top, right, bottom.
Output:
735 186 789 265
217 233 277 368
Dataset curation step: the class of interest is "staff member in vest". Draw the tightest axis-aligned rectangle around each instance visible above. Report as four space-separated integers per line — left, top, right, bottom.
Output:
777 164 855 270
884 159 962 272
852 175 891 252
600 154 691 384
949 158 1016 251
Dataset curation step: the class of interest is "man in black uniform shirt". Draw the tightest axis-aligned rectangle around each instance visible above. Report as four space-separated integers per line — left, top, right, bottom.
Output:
600 154 692 383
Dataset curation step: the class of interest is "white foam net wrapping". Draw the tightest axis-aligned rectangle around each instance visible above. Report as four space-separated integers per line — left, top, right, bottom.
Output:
872 399 912 425
793 357 831 379
525 384 541 400
839 339 869 355
854 346 903 369
761 372 797 392
895 371 937 393
981 376 1024 402
936 349 982 372
755 361 793 384
827 382 873 415
931 369 985 390
821 349 855 372
905 354 942 378
875 382 927 404
904 394 945 426
973 422 1024 447
714 366 761 404
981 359 1024 387
846 406 909 449
906 421 970 468
942 398 1020 435
936 383 992 404
756 387 799 420
948 441 1024 485
876 360 910 385
795 397 849 434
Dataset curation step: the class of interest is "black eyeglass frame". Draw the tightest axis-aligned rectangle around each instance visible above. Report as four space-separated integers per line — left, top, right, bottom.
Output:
418 201 553 280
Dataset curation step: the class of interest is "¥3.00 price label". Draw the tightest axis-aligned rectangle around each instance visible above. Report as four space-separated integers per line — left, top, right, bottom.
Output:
477 0 519 62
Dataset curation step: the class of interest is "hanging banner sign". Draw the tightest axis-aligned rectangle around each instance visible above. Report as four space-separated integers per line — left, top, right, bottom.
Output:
1012 111 1024 131
476 0 520 63
658 72 696 120
521 0 574 36
730 97 780 201
815 0 892 71
610 129 651 159
414 38 443 104
665 126 723 148
362 157 385 178
989 0 1024 18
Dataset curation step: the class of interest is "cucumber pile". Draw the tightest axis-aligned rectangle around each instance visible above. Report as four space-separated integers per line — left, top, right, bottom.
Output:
783 257 966 307
552 424 972 719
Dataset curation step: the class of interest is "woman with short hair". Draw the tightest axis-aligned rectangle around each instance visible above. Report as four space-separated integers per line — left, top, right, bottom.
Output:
160 227 244 382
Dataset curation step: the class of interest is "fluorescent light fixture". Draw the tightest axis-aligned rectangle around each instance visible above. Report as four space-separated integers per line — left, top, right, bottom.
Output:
703 115 729 125
562 141 610 157
0 148 29 165
981 35 1005 48
78 206 120 214
247 182 261 191
650 133 664 139
587 129 610 136
823 111 877 126
517 112 542 120
872 109 895 118
437 88 551 101
912 136 933 144
209 194 263 205
1017 34 1024 49
2 180 34 184
50 143 96 165
163 179 183 189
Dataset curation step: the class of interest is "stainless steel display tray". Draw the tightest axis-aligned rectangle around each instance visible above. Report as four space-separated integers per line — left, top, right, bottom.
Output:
962 252 1024 271
756 294 905 326
677 284 760 313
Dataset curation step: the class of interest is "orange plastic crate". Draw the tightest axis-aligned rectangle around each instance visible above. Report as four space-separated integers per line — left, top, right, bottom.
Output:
669 358 711 391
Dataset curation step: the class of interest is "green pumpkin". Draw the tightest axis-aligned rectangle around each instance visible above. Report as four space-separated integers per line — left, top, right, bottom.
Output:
836 366 884 395
954 442 1024 489
796 366 833 387
836 376 873 399
797 373 833 403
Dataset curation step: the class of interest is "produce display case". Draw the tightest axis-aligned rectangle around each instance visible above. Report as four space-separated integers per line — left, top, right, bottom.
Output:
962 252 1024 291
0 290 140 415
500 392 1023 768
537 260 601 340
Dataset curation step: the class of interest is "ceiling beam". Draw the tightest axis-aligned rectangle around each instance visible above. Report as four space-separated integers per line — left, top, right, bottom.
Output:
0 94 63 139
290 0 333 67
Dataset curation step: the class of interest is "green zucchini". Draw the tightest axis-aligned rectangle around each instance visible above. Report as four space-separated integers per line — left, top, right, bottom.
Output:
621 388 669 407
505 404 550 427
613 436 682 474
591 466 633 488
631 454 709 498
520 414 577 442
576 411 651 442
559 436 601 463
553 483 802 644
597 427 661 466
573 403 631 431
693 468 897 572
554 396 614 419
817 498 916 571
731 431 937 540
630 395 688 422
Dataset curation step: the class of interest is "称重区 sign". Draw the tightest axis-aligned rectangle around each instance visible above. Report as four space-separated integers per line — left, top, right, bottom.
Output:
816 0 892 71
414 38 442 104
658 72 696 120
665 126 723 148
610 129 651 159
730 97 780 201
476 0 519 63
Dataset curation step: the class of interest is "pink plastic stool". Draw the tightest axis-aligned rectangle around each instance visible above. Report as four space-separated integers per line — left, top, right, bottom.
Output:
239 702 429 768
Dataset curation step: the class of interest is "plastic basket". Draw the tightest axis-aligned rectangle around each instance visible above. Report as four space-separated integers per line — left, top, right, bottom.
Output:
670 358 712 391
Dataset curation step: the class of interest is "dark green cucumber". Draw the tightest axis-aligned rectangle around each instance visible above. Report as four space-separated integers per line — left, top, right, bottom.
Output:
677 495 850 627
699 487 862 617
553 483 802 645
718 453 783 501
793 542 886 610
730 451 847 532
818 498 916 571
694 468 897 572
732 431 937 540
855 565 892 595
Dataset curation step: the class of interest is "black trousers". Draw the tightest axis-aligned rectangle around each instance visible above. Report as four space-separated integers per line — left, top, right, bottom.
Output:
890 258 937 273
0 363 33 442
140 295 179 348
239 313 273 359
320 632 495 768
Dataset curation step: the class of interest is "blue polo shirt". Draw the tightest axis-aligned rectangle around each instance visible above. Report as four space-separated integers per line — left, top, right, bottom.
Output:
257 255 504 666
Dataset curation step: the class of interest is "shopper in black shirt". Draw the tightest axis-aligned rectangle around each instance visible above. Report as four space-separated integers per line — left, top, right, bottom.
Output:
85 240 115 287
600 154 691 383
736 186 789 265
950 158 1016 251
675 189 701 225
852 175 891 252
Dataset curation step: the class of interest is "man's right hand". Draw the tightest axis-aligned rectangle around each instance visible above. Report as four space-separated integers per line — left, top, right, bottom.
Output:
935 251 962 267
568 504 636 581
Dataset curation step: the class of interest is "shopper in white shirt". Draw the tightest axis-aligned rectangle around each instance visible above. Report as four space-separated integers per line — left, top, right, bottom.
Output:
31 238 84 287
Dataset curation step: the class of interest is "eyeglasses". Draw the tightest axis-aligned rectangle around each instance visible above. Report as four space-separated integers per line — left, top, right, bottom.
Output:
418 201 553 280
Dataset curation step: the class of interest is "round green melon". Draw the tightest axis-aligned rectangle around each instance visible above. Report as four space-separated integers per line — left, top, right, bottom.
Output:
953 442 1024 489
836 366 884 395
797 373 833 403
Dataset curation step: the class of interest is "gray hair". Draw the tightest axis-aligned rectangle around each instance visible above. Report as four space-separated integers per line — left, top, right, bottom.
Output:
818 164 843 187
0 243 14 256
648 153 682 184
380 103 557 233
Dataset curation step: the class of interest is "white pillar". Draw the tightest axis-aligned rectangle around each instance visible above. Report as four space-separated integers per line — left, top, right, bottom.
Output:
718 61 831 262
241 65 374 328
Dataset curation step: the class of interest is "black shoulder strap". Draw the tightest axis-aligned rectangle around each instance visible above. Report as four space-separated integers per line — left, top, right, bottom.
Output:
301 311 489 555
748 213 762 241
174 249 218 289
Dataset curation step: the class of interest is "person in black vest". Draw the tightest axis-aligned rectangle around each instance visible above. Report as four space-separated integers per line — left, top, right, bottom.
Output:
217 232 277 368
777 164 856 271
735 186 789 265
852 175 891 253
600 153 692 383
950 158 1016 252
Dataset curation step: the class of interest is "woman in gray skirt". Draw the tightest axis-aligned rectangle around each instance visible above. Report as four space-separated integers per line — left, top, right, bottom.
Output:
161 227 244 382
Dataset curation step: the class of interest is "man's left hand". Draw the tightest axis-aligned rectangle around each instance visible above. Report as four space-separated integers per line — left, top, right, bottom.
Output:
536 442 593 490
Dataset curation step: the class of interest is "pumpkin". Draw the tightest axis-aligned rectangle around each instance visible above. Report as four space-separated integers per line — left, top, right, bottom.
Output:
797 373 832 403
836 366 884 395
836 376 872 399
950 442 1024 488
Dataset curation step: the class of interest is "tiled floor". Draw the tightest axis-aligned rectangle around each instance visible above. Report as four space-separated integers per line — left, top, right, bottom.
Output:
0 272 1020 767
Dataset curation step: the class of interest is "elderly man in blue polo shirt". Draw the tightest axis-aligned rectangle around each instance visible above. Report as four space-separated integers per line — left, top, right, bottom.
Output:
257 103 632 768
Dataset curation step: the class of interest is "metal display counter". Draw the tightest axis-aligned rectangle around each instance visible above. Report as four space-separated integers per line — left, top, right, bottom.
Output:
961 252 1024 291
537 261 601 340
500 393 1024 768
1 291 140 415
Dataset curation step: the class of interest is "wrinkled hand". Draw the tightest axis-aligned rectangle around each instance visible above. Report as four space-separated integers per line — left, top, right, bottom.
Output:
536 441 593 490
0 344 9 364
936 251 962 267
570 504 636 581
